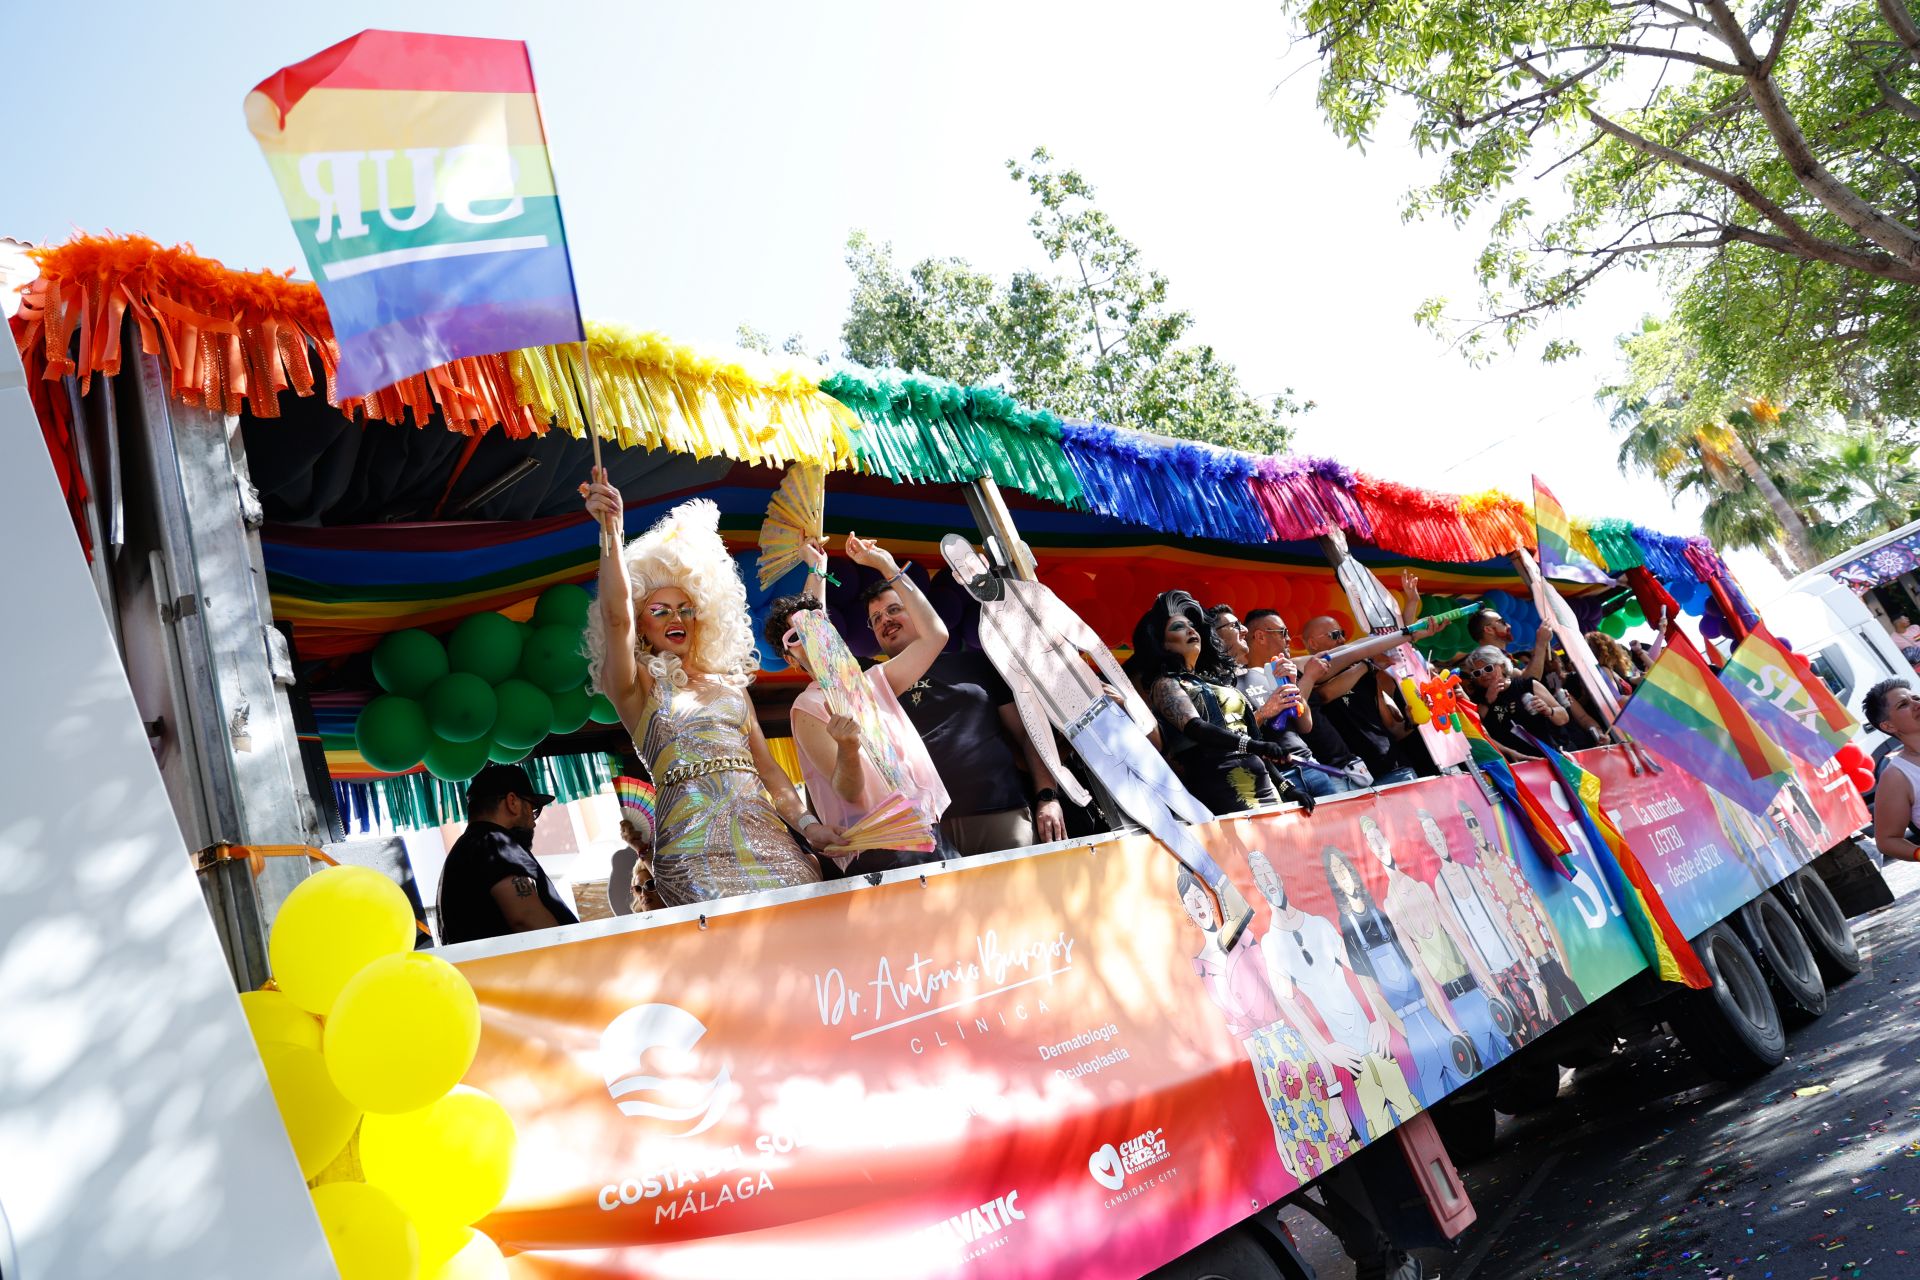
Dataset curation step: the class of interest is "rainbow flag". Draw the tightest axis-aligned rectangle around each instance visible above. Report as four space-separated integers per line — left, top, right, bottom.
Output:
1734 627 1859 749
1615 637 1792 815
245 30 582 399
1719 630 1843 765
1533 476 1613 584
1535 741 1711 988
1454 699 1575 875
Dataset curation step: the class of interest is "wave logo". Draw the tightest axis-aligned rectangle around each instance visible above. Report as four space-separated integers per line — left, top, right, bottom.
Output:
599 1003 732 1137
1088 1144 1126 1191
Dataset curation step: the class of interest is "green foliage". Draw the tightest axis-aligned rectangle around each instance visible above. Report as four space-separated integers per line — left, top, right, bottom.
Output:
839 149 1307 453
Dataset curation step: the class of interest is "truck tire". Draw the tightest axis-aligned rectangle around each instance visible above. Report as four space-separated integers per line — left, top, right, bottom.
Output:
1143 1224 1302 1280
1786 866 1863 983
1739 891 1827 1024
1666 922 1786 1081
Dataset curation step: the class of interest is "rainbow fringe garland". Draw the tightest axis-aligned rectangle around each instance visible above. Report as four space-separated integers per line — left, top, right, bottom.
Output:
15 233 1717 579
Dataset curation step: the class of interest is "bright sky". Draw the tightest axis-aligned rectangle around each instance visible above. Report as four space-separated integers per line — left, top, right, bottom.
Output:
0 0 1783 596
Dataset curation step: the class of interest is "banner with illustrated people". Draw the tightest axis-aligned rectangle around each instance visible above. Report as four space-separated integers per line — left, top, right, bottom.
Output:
449 746 1864 1280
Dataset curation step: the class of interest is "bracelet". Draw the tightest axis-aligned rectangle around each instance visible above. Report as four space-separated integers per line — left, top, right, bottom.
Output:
796 812 821 830
883 561 915 587
1033 788 1058 806
804 564 841 587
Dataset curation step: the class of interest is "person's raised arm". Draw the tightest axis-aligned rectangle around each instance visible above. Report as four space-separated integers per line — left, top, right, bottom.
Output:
1523 624 1552 681
1400 570 1423 624
488 875 562 933
746 708 841 852
801 537 830 605
1873 764 1918 861
845 532 948 692
582 469 650 727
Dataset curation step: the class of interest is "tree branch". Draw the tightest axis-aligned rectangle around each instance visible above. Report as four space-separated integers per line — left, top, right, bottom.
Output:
1880 0 1920 66
1761 0 1800 73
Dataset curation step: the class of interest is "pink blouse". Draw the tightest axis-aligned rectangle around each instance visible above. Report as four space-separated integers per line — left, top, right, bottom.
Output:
791 667 952 833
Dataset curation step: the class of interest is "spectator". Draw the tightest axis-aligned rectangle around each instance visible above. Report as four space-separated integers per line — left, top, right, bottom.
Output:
1867 677 1920 862
1462 645 1575 761
1585 630 1642 693
1301 616 1424 785
1127 590 1293 814
859 577 1068 855
769 534 951 876
1241 608 1360 798
1467 607 1550 681
1893 615 1920 647
1210 605 1251 664
1541 645 1610 746
437 763 579 945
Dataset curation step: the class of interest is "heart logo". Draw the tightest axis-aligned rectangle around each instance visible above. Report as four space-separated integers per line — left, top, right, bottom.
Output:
1088 1144 1125 1191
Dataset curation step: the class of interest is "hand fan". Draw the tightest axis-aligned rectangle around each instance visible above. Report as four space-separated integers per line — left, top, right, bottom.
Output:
792 610 907 791
829 792 936 854
757 462 826 591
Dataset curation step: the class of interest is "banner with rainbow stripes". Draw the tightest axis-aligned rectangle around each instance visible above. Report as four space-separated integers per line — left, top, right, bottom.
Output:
1532 475 1613 584
245 29 582 399
1615 635 1792 815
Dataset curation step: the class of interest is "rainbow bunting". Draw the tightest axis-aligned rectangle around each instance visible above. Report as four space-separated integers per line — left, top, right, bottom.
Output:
1454 700 1575 875
1615 637 1792 815
245 30 583 399
1532 740 1711 988
1533 476 1613 584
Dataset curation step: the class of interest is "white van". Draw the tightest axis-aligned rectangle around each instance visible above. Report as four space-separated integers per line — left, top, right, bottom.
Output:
1760 564 1913 754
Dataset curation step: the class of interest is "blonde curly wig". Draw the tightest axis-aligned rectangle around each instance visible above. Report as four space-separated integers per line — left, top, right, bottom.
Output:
585 499 759 693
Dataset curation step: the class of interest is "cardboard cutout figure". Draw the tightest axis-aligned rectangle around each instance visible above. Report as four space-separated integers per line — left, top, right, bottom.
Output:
940 534 1256 948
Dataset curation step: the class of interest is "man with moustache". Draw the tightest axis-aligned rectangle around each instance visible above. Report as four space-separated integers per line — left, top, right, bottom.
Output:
1247 849 1420 1142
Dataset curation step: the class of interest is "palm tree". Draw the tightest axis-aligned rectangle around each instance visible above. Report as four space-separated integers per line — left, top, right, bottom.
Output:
1805 426 1920 552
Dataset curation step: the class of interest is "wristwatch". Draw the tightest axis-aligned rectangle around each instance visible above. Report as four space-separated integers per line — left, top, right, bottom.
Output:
1033 788 1059 805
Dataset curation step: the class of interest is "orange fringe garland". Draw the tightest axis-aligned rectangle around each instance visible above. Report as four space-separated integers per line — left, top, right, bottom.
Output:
1352 474 1484 563
1458 489 1538 560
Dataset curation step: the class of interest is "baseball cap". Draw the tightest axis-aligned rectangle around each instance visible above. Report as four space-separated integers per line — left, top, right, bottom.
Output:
465 763 555 814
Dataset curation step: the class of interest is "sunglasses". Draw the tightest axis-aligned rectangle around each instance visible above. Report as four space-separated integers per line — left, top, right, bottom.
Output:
1251 626 1289 639
645 603 698 624
1323 628 1347 642
1467 662 1500 678
516 794 547 819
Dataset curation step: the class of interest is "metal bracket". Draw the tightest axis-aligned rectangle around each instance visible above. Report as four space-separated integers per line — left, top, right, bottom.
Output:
159 592 199 623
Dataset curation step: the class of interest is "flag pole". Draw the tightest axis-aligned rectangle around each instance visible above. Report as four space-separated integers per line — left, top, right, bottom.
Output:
578 339 617 558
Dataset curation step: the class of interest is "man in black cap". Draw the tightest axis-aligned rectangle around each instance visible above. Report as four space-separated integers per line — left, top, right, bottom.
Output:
436 763 578 946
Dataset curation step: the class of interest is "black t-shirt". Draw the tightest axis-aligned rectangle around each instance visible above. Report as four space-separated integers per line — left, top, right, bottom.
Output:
1315 671 1424 775
1483 682 1578 757
437 820 578 946
895 650 1028 817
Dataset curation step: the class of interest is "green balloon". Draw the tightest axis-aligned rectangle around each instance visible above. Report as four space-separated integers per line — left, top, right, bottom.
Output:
370 629 448 698
533 583 593 629
1623 600 1647 624
488 738 532 765
1600 612 1629 638
423 732 493 782
586 691 621 724
520 623 590 693
448 612 524 685
425 672 498 743
548 683 592 735
491 678 555 751
354 695 430 774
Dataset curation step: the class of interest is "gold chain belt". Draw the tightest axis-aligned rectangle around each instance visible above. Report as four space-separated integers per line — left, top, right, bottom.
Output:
659 755 757 788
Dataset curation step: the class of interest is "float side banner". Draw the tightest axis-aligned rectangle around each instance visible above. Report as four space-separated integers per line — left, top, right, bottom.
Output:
244 28 584 399
454 770 1666 1279
1561 746 1866 940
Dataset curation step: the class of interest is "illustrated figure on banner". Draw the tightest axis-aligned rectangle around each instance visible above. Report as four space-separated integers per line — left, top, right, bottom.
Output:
1418 808 1549 1045
1358 815 1518 1074
1178 869 1354 1183
1246 850 1421 1145
582 480 834 904
1322 843 1475 1105
1457 800 1587 1021
941 534 1256 949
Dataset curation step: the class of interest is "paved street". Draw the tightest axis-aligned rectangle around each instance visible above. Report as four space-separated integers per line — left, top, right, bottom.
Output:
1283 860 1920 1280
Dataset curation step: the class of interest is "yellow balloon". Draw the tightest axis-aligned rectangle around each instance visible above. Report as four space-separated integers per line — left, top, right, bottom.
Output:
258 1042 360 1180
240 988 322 1052
426 1229 507 1280
270 866 418 1015
414 1220 470 1277
310 1183 419 1280
326 953 480 1114
362 1086 517 1227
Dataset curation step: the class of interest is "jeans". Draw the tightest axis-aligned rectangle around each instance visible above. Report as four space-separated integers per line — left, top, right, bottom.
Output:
1370 766 1420 786
1282 764 1357 799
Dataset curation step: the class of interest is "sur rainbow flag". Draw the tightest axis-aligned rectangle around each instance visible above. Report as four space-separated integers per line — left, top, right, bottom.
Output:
1453 699 1575 876
1724 627 1859 753
1532 476 1613 584
245 30 583 399
1532 739 1711 988
1615 636 1792 815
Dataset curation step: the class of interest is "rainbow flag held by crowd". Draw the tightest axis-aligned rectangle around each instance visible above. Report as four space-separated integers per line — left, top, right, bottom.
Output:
1534 740 1711 988
245 30 583 399
1533 476 1613 584
1727 627 1859 752
1615 636 1792 815
1454 700 1575 876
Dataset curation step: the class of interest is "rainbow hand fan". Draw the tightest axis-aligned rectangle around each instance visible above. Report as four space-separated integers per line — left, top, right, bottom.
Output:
757 462 826 591
614 775 656 838
828 792 936 854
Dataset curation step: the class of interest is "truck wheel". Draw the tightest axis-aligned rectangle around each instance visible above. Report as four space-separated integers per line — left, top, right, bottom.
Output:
1142 1224 1301 1280
1787 867 1863 983
1740 891 1827 1024
1666 922 1786 1081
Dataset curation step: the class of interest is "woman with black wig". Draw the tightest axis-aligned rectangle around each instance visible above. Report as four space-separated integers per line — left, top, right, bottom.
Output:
1126 589 1291 814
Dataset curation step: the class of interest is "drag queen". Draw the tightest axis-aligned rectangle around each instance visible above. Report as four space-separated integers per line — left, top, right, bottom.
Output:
584 471 829 904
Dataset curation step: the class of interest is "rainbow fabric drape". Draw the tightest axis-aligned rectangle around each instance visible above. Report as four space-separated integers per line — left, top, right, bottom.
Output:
245 31 584 400
1616 636 1792 816
1533 475 1612 584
